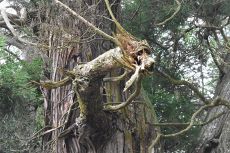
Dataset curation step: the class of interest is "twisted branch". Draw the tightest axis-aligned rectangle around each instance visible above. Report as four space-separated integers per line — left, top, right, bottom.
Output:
148 96 230 151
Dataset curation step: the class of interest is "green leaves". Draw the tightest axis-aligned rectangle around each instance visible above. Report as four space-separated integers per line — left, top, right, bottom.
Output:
0 37 43 115
0 37 44 152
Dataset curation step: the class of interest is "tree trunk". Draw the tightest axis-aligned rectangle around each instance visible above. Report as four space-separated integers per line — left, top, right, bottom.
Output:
193 55 230 153
37 1 160 153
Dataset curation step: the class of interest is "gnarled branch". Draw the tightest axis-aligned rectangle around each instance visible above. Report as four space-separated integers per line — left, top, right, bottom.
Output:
103 70 129 82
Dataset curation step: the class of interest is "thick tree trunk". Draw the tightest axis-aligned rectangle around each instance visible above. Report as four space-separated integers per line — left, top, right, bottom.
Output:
37 1 160 153
193 56 230 153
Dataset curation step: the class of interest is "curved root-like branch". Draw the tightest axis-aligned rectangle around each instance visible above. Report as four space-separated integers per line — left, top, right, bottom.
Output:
155 0 181 26
32 77 72 89
103 73 142 111
123 65 141 92
148 132 161 153
152 112 226 127
103 70 129 82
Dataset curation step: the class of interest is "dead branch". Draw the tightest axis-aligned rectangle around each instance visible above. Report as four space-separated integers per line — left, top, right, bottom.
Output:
162 97 228 138
155 0 181 26
104 0 126 34
123 65 141 91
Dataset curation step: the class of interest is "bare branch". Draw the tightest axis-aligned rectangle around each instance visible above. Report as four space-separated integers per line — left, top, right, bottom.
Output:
54 0 116 42
155 69 208 104
123 65 141 91
3 48 22 61
152 112 226 127
148 132 161 152
155 0 181 26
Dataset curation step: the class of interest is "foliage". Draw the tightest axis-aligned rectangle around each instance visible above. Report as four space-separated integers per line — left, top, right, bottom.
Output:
0 37 43 152
0 50 42 114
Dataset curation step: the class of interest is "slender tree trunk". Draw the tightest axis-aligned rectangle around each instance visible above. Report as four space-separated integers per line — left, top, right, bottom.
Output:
193 55 230 153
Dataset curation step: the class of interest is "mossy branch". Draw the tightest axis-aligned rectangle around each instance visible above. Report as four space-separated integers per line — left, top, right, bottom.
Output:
32 77 72 89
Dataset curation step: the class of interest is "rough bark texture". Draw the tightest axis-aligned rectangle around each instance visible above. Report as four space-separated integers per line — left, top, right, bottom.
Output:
36 0 160 153
193 56 230 153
